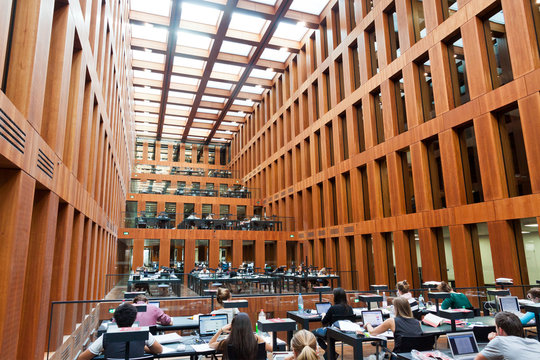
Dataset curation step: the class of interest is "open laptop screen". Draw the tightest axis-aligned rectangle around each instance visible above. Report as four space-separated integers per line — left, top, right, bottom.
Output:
199 314 228 336
148 301 160 308
315 302 332 314
448 332 479 356
499 296 519 312
362 310 384 327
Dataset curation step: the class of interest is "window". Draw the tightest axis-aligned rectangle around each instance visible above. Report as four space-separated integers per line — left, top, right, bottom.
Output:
318 182 325 227
202 204 212 218
130 179 140 193
322 69 331 112
483 6 513 87
170 239 185 268
183 203 194 217
335 57 345 102
165 202 176 225
457 122 484 204
220 204 230 217
521 218 540 282
343 172 353 223
531 0 540 54
467 223 494 284
136 141 143 159
320 20 329 60
145 201 157 217
412 0 426 41
315 130 322 172
147 142 155 160
331 4 341 48
265 241 277 267
195 240 209 265
349 42 361 90
339 112 349 160
243 241 255 263
442 0 458 20
326 122 335 167
371 89 384 144
354 101 365 153
424 136 446 209
219 240 233 263
185 144 192 162
366 24 379 77
386 3 401 60
399 148 416 213
346 0 357 33
330 177 338 225
378 157 391 217
237 205 246 220
496 106 532 197
360 165 371 220
208 145 215 164
392 72 408 134
196 145 204 163
446 33 470 106
160 144 168 161
416 55 436 121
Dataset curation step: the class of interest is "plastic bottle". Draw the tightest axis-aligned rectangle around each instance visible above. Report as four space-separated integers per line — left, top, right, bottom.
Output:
382 292 387 308
418 294 425 309
298 293 304 313
257 309 266 334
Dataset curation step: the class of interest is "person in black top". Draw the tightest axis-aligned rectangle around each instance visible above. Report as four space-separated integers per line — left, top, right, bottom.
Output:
313 288 354 356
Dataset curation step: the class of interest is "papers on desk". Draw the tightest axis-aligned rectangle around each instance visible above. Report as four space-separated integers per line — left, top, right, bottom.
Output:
192 343 213 352
336 320 362 332
154 332 182 344
161 345 178 354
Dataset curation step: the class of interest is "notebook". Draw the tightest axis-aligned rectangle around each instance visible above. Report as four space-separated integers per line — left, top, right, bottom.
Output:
315 302 332 315
447 332 480 360
199 314 228 339
361 310 384 327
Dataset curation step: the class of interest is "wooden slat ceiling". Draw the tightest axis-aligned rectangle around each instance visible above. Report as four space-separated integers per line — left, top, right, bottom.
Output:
129 0 330 144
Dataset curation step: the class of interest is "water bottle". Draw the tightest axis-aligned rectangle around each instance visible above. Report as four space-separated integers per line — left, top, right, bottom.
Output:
298 293 304 313
382 292 387 308
418 294 425 309
257 309 266 334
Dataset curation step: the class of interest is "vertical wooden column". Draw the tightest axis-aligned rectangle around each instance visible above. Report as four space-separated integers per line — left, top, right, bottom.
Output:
417 228 444 281
0 171 35 359
277 240 286 267
519 93 540 193
372 233 390 285
402 62 424 129
233 238 242 268
209 236 219 269
448 225 483 289
395 0 416 53
394 231 419 288
461 18 492 99
63 211 84 332
184 237 195 273
132 238 144 270
387 152 405 216
429 43 453 115
439 129 467 207
255 240 265 272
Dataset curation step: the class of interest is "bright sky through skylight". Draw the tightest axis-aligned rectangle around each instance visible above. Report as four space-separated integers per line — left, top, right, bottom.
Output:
181 2 222 26
249 68 276 80
273 21 309 41
131 0 171 17
134 69 163 81
207 81 232 90
241 85 265 94
173 56 205 69
248 0 277 5
290 0 330 15
132 50 166 64
260 48 290 62
220 41 253 56
213 62 244 75
177 30 212 50
170 75 199 86
229 13 268 33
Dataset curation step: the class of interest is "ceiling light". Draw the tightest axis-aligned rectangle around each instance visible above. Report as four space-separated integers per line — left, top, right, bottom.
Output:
297 21 306 27
266 67 273 72
525 224 539 227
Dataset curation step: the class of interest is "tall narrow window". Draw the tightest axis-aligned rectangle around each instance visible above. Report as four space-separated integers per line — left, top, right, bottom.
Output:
424 136 446 209
364 234 376 284
399 148 416 213
320 20 329 60
372 89 384 144
343 172 353 223
386 3 401 60
496 106 532 197
384 233 397 288
347 236 357 287
331 4 341 48
326 122 335 167
392 72 408 134
335 57 345 102
364 0 374 13
483 6 513 87
208 145 215 164
412 0 426 41
457 122 484 204
346 0 357 33
446 33 470 106
367 24 379 77
185 144 192 162
160 144 168 161
378 157 391 217
330 178 338 225
531 0 540 54
147 142 155 160
318 183 325 227
360 165 371 220
349 42 361 90
417 55 436 121
315 130 323 172
521 218 540 282
340 112 349 160
442 0 458 20
313 81 320 120
323 69 331 112
310 33 317 71
354 101 365 152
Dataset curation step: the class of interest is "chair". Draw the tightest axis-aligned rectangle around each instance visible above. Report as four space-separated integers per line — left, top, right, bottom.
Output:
473 325 496 343
103 330 153 360
226 342 267 360
379 334 437 359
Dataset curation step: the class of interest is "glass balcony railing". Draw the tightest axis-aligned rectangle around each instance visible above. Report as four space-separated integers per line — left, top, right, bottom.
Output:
133 164 236 178
132 185 259 199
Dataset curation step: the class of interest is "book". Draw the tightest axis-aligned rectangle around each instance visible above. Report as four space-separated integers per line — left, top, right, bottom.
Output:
337 320 362 332
422 313 444 327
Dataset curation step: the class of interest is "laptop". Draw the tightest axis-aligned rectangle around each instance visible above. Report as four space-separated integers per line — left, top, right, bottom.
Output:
148 301 160 308
199 314 228 340
361 310 384 327
315 302 332 315
498 296 525 318
447 332 480 360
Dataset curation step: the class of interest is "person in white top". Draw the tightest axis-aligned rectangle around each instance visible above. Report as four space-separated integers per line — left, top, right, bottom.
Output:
475 311 540 360
396 280 418 313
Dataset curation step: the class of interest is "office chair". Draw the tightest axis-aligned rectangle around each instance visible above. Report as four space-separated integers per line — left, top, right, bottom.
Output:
378 334 437 359
103 331 153 360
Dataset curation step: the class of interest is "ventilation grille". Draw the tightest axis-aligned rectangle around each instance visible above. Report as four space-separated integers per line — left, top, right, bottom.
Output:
344 226 354 233
37 149 54 179
330 228 339 235
0 108 26 154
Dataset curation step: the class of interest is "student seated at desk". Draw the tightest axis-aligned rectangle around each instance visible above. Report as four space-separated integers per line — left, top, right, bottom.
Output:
313 288 354 354
200 266 210 275
209 312 271 360
437 281 473 310
521 287 540 325
360 297 422 354
285 329 323 360
132 294 172 326
211 287 239 322
78 303 162 360
396 280 419 313
475 311 540 360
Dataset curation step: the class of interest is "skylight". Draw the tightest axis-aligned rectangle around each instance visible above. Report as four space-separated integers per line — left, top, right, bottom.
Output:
134 86 161 95
249 68 276 80
213 62 244 75
168 90 195 100
202 95 226 103
290 0 330 15
220 41 253 56
198 108 220 114
170 75 199 86
260 48 290 62
133 69 164 81
131 0 171 17
233 99 255 106
181 2 222 26
241 85 265 94
174 56 205 69
207 81 232 90
177 30 212 50
132 50 166 64
273 21 309 41
229 13 267 34
248 0 277 5
131 24 168 43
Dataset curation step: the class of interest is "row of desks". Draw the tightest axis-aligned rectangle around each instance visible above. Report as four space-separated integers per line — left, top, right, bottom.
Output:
188 274 283 295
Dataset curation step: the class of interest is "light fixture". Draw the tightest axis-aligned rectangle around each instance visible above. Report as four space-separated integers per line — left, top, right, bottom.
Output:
525 224 539 227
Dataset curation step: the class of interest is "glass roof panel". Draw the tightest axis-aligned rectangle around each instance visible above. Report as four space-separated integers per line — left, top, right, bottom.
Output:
133 69 164 81
229 12 267 33
131 0 172 17
213 62 244 75
273 21 309 41
131 24 168 43
181 2 222 26
202 95 226 103
177 30 213 50
241 85 265 94
173 56 206 69
168 90 195 100
167 104 191 111
170 75 199 86
134 86 161 95
249 68 276 79
194 119 214 124
290 0 331 15
220 41 253 56
233 99 254 106
260 48 290 62
207 81 232 90
198 108 220 114
132 50 166 64
248 0 277 5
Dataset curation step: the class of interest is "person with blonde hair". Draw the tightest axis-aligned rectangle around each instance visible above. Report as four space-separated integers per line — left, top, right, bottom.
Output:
285 330 321 360
358 297 422 353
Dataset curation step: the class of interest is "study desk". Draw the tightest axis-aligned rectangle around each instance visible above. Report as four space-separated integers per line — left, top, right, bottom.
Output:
188 273 282 295
290 274 341 292
286 310 363 330
420 316 495 335
326 327 387 360
127 276 183 297
395 344 487 359
98 316 198 337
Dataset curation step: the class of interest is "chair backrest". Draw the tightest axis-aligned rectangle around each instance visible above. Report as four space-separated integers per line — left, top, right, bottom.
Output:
472 325 496 343
103 339 146 360
398 334 437 353
226 342 267 360
106 356 153 360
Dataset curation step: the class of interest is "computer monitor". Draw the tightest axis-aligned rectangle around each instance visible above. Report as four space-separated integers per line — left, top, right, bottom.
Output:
447 332 479 358
361 310 384 327
148 301 160 308
199 314 228 336
498 296 520 312
124 291 146 299
315 302 332 315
